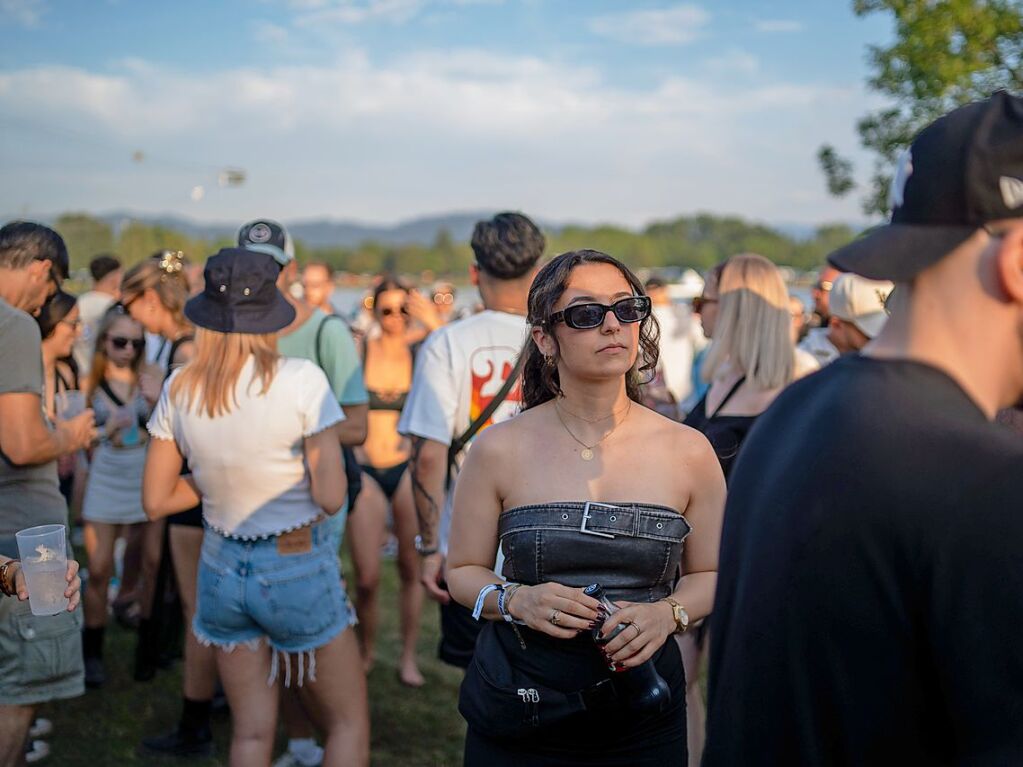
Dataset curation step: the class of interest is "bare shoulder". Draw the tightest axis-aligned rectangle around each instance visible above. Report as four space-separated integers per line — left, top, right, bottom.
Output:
467 404 542 457
634 404 717 466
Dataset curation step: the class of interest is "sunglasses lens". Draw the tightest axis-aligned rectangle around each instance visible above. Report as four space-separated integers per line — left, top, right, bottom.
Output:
614 297 649 323
564 304 605 329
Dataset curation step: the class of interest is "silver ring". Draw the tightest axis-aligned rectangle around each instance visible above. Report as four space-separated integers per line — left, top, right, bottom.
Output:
549 609 561 626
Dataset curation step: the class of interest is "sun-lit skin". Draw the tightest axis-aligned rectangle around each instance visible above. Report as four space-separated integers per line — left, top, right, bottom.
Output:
103 316 144 371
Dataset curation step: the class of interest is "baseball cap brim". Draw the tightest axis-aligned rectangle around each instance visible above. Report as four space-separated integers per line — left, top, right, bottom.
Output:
828 223 978 282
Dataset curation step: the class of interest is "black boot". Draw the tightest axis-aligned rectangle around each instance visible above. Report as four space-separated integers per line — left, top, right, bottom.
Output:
82 626 105 689
141 698 213 758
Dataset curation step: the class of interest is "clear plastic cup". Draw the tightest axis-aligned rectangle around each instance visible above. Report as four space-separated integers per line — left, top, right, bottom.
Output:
55 391 86 420
15 524 68 616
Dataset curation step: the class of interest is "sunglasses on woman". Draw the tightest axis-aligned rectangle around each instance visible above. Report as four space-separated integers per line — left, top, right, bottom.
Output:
691 296 718 314
379 306 408 317
548 296 651 330
109 336 145 351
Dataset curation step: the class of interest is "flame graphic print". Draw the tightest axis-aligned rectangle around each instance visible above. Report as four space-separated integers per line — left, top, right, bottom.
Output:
468 346 522 433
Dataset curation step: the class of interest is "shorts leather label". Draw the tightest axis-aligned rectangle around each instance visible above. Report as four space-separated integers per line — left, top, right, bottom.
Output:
276 526 313 556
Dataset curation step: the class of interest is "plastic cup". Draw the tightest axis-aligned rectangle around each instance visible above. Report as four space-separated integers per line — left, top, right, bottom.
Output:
15 524 68 616
56 390 86 420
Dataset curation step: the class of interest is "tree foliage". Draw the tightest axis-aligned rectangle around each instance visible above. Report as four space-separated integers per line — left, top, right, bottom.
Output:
820 0 1023 214
53 213 851 280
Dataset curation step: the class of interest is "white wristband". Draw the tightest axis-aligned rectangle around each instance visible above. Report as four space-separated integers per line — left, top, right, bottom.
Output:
472 583 502 621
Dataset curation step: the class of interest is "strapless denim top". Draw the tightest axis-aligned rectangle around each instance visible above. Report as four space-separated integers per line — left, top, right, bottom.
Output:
498 501 692 604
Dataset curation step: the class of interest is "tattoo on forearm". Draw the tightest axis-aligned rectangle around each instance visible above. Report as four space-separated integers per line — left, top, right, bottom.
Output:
410 437 441 544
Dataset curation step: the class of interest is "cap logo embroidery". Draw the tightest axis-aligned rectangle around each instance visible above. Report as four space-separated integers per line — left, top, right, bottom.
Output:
249 223 272 243
999 176 1023 209
888 148 913 210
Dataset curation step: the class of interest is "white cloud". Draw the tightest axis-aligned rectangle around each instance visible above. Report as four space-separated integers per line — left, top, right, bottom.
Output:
588 5 709 46
755 19 804 33
703 49 759 77
0 0 45 26
253 21 290 43
289 0 501 26
0 52 871 226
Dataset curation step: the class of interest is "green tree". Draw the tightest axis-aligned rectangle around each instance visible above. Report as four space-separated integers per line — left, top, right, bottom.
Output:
54 213 115 271
819 0 1023 215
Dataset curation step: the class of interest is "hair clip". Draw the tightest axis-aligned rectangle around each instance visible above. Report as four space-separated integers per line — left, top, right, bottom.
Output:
158 250 185 275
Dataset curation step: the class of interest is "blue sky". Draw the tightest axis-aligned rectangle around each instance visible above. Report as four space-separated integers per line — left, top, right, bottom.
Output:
0 1 892 228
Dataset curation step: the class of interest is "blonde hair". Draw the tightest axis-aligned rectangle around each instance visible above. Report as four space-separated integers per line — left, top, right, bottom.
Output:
170 327 279 418
121 252 191 329
702 253 794 390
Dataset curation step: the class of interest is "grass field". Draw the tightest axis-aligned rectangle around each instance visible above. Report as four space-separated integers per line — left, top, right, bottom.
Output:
41 549 467 766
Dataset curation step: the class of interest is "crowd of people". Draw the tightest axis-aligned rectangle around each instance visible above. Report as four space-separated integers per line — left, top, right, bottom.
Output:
1 91 1023 767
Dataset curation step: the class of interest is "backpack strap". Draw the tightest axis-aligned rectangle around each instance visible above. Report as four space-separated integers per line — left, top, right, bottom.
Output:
446 346 527 489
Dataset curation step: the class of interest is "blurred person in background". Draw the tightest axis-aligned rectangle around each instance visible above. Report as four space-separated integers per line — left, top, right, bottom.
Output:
79 305 155 689
400 211 544 670
73 254 121 376
431 281 458 324
825 273 894 357
35 292 83 509
680 253 796 766
239 219 369 767
799 265 844 366
144 248 368 767
0 221 96 767
302 262 337 316
348 276 425 688
641 276 696 419
122 253 216 756
788 294 809 344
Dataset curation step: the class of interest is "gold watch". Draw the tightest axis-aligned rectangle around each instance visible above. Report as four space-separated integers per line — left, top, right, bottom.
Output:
662 596 690 634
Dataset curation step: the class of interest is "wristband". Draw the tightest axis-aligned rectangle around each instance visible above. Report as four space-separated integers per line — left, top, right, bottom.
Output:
472 583 503 621
0 560 20 598
498 583 522 623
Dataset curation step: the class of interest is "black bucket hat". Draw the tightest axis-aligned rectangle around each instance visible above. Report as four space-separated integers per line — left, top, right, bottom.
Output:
829 90 1023 282
184 247 295 334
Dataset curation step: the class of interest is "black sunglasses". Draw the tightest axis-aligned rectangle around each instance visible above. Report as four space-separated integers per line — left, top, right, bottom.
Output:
548 296 651 330
379 306 408 317
109 336 145 351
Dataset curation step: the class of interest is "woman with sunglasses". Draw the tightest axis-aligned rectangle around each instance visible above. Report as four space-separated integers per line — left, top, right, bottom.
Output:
347 276 427 687
35 291 83 506
79 304 156 688
446 250 725 765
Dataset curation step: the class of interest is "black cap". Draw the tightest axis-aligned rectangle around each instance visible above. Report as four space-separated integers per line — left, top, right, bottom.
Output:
237 219 293 266
830 91 1023 281
184 248 295 334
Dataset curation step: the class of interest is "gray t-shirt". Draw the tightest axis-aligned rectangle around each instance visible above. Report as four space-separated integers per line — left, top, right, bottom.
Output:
0 297 67 558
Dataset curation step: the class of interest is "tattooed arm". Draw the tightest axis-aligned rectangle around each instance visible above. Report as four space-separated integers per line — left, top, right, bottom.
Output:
409 435 452 603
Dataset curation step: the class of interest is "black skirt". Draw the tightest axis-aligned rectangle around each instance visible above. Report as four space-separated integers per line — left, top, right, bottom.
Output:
463 623 686 766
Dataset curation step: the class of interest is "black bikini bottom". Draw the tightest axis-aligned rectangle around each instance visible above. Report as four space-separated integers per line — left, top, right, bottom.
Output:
360 461 408 501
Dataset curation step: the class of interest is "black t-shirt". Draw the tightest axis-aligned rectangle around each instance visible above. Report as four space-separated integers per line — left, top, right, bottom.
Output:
704 355 1023 767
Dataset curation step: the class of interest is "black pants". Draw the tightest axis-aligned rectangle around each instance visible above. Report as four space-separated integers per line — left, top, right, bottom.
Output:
438 594 480 669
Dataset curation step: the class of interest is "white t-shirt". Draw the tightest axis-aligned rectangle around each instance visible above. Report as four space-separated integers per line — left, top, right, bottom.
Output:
148 356 345 539
397 310 527 550
798 327 840 369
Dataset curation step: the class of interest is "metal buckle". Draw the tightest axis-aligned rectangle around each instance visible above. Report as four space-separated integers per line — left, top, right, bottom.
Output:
579 502 617 539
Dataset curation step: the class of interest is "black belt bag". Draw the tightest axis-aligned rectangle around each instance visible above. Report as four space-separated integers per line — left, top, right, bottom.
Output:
458 622 617 740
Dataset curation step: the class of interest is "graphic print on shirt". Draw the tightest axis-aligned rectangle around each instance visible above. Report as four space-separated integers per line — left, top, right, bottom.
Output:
468 344 522 432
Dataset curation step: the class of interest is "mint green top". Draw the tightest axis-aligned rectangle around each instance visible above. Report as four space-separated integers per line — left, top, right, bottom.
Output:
277 309 368 406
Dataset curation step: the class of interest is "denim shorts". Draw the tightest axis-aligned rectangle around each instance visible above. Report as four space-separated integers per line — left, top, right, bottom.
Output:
193 518 355 684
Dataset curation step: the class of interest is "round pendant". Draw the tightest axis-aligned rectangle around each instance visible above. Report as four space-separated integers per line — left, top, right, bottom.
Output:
580 448 594 461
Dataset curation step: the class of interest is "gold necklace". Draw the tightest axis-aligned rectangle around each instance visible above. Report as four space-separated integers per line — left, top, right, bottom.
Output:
556 399 632 424
554 401 632 461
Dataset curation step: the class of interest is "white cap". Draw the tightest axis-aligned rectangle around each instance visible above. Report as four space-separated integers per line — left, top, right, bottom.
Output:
830 273 894 339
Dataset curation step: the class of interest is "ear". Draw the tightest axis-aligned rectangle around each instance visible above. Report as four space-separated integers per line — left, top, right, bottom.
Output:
469 263 479 287
27 259 50 282
531 324 556 358
995 224 1023 305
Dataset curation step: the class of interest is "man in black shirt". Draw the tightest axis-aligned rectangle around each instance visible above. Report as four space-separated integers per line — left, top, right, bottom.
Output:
704 92 1023 766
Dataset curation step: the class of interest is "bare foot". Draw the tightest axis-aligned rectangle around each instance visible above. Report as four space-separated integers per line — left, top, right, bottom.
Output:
398 658 425 688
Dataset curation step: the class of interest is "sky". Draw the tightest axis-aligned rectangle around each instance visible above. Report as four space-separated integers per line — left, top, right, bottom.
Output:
0 0 893 228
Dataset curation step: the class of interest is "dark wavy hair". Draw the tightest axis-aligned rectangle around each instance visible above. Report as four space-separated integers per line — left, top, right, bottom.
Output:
522 250 659 410
372 274 410 313
471 212 545 280
35 291 77 340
